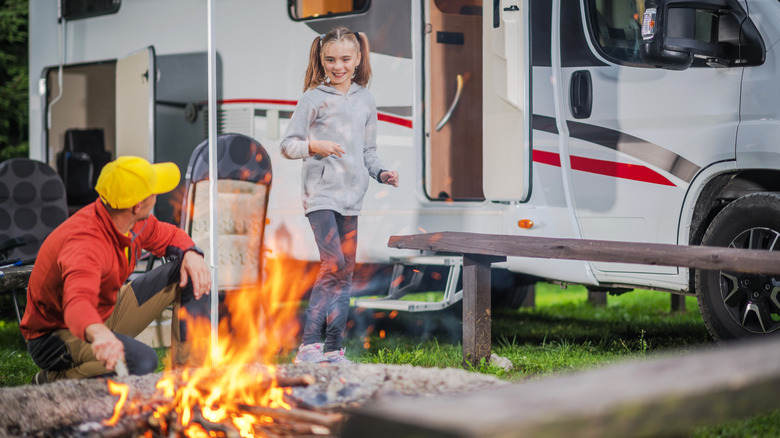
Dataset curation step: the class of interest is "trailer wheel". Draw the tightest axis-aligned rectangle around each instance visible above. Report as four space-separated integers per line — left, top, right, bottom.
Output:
696 193 780 341
492 283 534 309
491 273 535 310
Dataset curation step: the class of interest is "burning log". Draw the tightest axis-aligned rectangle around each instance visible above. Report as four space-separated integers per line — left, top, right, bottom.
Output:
237 404 343 431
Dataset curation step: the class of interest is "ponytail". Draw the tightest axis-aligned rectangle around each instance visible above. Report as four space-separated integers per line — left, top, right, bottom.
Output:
302 27 372 92
303 35 326 92
352 31 372 88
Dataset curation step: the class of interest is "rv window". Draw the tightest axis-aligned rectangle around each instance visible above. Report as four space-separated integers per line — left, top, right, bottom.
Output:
433 0 482 15
288 0 370 21
61 0 121 21
587 0 646 65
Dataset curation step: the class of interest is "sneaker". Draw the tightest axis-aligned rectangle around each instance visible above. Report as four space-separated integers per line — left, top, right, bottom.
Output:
32 370 49 385
294 343 327 364
324 348 351 364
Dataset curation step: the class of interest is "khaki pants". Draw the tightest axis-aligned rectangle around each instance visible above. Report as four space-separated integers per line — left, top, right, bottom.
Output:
30 261 209 380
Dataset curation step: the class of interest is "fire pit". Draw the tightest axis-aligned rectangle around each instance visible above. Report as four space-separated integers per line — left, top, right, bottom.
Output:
1 254 505 437
0 363 505 437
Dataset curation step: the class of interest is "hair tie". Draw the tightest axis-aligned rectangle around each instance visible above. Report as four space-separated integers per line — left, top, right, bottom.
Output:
353 31 361 47
319 34 325 47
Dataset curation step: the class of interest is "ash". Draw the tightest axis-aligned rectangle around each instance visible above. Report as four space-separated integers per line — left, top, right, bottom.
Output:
0 363 505 437
286 363 507 409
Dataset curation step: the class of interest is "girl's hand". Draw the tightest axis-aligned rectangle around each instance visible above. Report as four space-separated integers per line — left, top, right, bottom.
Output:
380 170 399 187
309 140 345 157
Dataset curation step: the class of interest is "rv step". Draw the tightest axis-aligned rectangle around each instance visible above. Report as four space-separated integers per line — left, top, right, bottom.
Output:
354 292 463 312
354 254 463 312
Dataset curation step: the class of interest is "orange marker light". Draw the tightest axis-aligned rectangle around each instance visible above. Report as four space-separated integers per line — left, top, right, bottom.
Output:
518 219 534 229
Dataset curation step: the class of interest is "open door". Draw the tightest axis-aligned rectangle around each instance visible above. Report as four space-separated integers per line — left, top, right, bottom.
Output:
482 0 531 201
425 0 484 201
116 47 156 161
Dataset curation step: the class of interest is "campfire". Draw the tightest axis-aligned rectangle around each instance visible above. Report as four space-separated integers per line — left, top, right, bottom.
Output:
0 239 507 437
97 255 342 437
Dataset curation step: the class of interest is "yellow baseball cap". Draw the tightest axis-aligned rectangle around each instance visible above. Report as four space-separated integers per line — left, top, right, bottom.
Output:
95 156 180 209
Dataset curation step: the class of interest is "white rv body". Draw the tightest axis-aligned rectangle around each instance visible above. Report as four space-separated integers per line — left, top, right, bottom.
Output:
28 0 780 340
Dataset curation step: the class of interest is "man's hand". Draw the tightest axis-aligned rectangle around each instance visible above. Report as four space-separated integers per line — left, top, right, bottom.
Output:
85 323 124 371
180 250 212 299
380 170 400 187
309 140 345 158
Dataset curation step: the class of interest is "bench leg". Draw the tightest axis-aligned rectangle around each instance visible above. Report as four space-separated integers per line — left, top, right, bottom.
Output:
462 254 505 368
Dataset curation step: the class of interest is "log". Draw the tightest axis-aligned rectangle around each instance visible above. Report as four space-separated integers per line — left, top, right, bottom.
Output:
237 404 343 430
344 337 780 438
388 232 780 275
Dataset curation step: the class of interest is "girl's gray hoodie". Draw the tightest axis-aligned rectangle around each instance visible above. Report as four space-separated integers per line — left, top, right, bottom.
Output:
280 83 385 216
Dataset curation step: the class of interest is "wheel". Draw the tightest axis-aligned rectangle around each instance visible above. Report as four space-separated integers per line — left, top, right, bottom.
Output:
491 272 535 310
696 193 780 341
493 283 534 309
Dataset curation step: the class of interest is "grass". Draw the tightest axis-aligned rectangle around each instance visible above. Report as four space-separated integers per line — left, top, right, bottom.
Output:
2 283 778 436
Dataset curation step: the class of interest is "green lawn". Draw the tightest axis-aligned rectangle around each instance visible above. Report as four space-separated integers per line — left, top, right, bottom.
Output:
2 283 778 436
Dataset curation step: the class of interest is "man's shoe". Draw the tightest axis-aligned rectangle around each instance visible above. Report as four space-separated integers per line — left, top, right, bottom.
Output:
32 370 49 385
324 348 352 364
294 343 327 364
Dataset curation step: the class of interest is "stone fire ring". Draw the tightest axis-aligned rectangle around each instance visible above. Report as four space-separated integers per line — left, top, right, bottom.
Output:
0 363 506 436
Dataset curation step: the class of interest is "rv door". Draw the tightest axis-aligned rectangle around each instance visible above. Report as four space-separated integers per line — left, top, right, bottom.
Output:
116 47 156 161
483 0 531 201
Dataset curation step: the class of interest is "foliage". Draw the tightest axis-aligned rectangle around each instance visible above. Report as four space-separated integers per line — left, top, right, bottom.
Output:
0 320 36 386
0 0 30 161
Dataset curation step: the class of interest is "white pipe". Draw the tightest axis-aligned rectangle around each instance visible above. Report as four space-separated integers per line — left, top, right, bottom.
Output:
207 0 220 362
46 13 65 131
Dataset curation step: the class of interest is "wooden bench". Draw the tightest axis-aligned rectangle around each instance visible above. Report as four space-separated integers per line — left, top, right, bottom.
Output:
388 232 780 366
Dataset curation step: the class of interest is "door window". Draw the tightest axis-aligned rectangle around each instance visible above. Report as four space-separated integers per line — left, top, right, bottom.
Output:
288 0 370 21
587 0 646 64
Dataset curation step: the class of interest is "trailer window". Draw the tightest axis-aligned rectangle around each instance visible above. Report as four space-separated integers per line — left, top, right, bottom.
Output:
587 0 646 64
289 0 370 21
61 0 121 21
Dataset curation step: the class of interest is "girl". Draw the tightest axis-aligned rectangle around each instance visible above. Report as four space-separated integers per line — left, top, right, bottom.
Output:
281 27 399 364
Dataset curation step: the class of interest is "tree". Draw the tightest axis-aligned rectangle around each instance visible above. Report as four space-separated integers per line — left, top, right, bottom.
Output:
0 0 29 161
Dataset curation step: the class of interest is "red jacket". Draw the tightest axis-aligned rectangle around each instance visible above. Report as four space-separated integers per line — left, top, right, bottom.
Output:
20 200 196 341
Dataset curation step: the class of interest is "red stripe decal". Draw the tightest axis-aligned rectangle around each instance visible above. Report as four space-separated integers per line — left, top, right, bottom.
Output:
533 150 675 186
532 150 561 167
219 99 413 128
377 113 413 128
219 98 299 106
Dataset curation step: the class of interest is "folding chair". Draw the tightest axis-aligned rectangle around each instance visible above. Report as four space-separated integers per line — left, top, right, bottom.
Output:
181 133 273 291
0 159 68 323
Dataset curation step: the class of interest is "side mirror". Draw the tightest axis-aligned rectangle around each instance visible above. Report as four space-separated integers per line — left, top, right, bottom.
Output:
639 0 764 70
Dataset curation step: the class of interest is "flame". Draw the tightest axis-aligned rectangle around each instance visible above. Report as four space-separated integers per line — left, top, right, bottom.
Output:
103 205 319 436
103 380 129 426
151 255 316 435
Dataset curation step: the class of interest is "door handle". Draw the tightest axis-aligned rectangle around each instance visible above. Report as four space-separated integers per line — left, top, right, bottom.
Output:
569 70 592 119
436 74 465 131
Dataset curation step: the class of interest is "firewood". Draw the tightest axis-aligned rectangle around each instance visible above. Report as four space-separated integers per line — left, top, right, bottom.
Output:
237 404 343 429
276 374 316 387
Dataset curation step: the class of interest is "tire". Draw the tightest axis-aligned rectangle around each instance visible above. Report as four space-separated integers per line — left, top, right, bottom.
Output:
696 193 780 341
491 272 535 310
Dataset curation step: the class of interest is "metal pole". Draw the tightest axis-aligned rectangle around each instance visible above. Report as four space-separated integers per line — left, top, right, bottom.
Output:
207 0 219 362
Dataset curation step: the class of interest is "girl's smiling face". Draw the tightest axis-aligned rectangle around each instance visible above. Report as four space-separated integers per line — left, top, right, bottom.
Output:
321 40 361 93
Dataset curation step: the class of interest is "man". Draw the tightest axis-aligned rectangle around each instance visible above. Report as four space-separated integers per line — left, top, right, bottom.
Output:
20 156 212 383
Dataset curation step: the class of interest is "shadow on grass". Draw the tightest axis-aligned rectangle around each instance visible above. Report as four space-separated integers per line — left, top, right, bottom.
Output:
347 298 712 354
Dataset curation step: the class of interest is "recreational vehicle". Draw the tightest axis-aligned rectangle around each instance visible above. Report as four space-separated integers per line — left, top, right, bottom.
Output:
28 0 780 342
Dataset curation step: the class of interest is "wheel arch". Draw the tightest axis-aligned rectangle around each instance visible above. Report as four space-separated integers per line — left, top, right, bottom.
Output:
689 169 780 247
